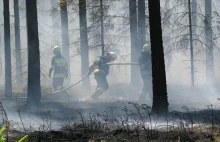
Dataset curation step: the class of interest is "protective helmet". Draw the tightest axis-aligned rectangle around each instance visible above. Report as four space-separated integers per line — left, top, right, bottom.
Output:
53 45 61 54
106 52 117 61
142 44 151 52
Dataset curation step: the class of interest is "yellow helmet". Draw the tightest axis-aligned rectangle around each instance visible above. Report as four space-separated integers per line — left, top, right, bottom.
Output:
106 52 117 60
53 45 61 54
142 44 151 52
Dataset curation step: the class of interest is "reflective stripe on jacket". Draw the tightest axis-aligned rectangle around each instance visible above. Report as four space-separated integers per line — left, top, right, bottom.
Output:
51 55 67 78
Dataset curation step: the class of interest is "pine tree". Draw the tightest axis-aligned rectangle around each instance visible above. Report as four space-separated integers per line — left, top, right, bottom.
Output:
129 0 139 86
148 0 169 116
14 0 22 82
205 0 214 82
60 0 70 84
26 0 41 105
3 0 12 97
79 0 90 89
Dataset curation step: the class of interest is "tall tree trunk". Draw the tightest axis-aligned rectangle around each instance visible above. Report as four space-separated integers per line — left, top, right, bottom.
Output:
148 0 169 116
192 0 197 55
26 0 41 105
129 0 139 86
51 0 60 45
3 0 12 97
91 0 100 57
205 0 214 83
14 0 22 83
100 0 104 56
60 0 70 84
138 0 146 50
79 0 90 90
188 0 195 87
137 0 145 86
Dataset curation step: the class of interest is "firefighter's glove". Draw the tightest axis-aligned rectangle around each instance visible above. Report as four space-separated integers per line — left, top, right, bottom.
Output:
94 68 100 74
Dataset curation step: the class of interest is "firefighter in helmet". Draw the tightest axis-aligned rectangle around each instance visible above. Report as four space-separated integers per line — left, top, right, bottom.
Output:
49 46 68 91
88 52 117 100
138 43 152 102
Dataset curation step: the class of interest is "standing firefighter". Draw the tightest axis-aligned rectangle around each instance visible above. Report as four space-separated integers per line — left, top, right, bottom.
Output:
49 46 68 91
138 44 152 102
88 52 117 100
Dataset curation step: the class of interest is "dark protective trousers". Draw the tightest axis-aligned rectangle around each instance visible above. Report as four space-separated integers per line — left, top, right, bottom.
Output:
53 78 64 90
139 74 153 101
95 73 109 90
91 72 109 99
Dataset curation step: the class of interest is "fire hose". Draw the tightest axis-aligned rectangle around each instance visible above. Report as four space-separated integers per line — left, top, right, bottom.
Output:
0 62 139 100
107 62 138 65
0 62 140 100
48 73 90 95
49 62 139 95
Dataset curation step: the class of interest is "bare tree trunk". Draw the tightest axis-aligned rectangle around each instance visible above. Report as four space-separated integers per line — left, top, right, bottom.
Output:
51 0 60 45
26 0 41 105
138 0 146 50
79 0 90 90
90 0 100 57
3 0 12 97
148 0 168 116
129 0 140 86
14 0 22 83
60 0 70 84
100 0 104 56
137 0 145 86
188 0 195 87
192 0 197 55
205 0 214 83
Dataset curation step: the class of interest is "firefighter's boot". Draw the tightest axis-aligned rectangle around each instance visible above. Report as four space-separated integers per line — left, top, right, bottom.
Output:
91 88 105 100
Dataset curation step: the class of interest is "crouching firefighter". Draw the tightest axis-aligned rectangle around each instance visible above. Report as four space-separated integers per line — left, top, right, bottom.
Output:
88 52 117 100
49 46 68 91
138 44 153 102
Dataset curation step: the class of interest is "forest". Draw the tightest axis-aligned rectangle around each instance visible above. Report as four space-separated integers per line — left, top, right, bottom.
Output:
0 0 220 141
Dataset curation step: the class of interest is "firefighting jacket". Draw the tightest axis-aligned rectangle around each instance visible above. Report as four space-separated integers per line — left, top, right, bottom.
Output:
89 56 111 76
138 51 152 76
51 55 68 78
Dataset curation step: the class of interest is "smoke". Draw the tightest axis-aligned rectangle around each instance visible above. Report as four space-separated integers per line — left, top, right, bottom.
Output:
0 0 220 131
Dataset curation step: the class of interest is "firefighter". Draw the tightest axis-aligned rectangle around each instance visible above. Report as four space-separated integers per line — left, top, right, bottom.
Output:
49 46 68 91
138 43 153 102
88 52 117 100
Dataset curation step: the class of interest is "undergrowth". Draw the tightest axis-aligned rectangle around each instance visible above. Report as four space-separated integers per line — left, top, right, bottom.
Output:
0 101 220 141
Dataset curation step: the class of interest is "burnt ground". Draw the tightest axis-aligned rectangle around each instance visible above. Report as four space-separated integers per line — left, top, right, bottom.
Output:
0 84 220 141
1 84 219 127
